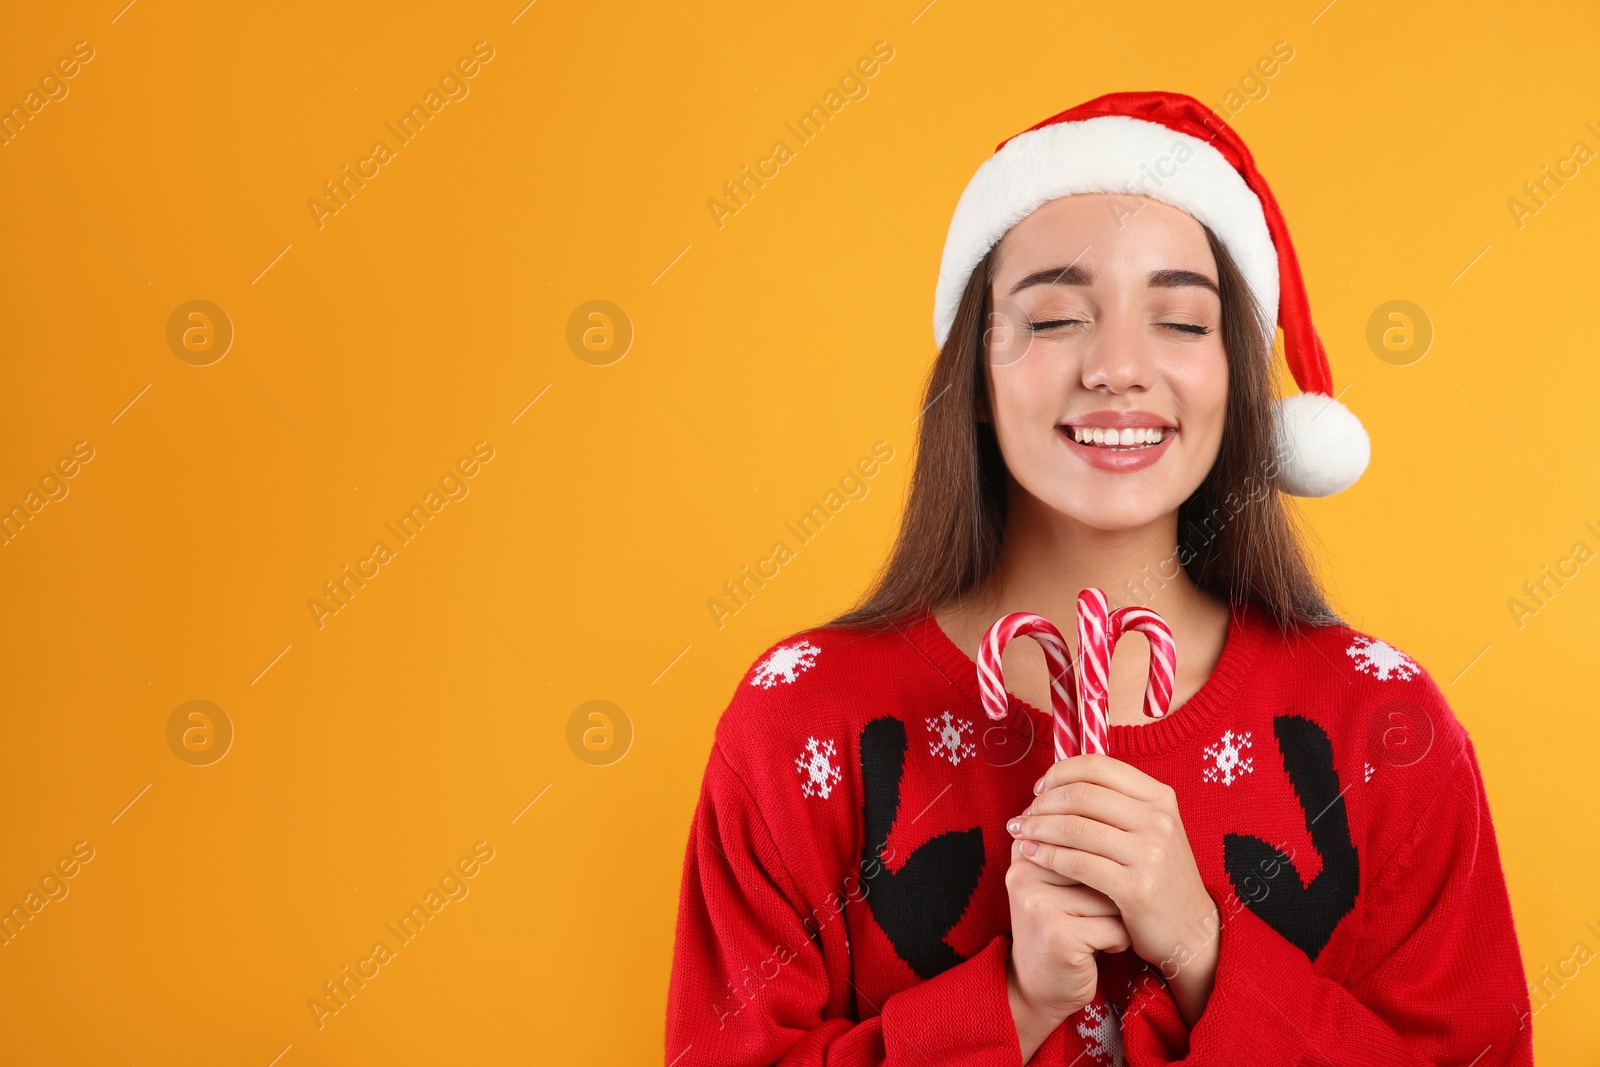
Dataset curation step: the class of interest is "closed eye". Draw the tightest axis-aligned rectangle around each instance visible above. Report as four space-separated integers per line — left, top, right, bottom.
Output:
1028 319 1212 335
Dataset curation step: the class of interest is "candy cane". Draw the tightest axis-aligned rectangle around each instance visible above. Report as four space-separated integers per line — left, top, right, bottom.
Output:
977 589 1178 763
1074 589 1115 756
1109 605 1177 720
977 612 1081 761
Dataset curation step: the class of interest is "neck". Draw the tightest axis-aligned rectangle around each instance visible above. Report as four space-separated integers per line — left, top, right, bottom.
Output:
970 486 1210 627
939 486 1233 727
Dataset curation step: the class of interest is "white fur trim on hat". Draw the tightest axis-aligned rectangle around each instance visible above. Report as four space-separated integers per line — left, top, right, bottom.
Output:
934 115 1280 349
1271 392 1371 497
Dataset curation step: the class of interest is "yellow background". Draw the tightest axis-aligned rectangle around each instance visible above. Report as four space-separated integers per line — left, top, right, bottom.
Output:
2 0 1596 1062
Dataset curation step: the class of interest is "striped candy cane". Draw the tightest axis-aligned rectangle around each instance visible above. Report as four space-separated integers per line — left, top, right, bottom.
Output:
977 589 1179 763
1074 589 1115 756
1110 605 1177 720
977 612 1082 761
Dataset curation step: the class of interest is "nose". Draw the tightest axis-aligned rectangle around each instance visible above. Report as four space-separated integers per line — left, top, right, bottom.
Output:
1078 308 1157 394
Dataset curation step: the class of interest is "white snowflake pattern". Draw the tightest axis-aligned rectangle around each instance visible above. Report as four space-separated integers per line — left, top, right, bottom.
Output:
1202 729 1254 786
751 640 822 689
1076 998 1127 1066
1365 760 1375 783
925 711 976 766
795 736 842 800
1346 635 1420 682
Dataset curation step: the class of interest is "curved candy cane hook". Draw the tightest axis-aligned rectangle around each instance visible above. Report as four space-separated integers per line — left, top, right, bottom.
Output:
978 590 1180 764
977 612 1082 761
1109 605 1177 721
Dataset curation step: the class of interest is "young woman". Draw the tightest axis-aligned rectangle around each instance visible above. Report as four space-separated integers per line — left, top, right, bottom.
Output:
666 91 1534 1065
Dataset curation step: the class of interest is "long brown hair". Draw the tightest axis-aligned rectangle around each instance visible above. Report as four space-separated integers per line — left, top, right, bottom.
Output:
829 224 1344 633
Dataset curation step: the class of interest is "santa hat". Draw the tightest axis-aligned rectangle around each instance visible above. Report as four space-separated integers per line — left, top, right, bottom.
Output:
934 90 1369 498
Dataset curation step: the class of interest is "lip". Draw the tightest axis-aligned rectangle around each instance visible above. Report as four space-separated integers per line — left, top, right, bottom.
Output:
1058 423 1176 472
1062 409 1176 431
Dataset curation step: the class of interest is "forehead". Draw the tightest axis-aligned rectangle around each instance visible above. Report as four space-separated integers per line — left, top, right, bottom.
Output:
993 193 1213 277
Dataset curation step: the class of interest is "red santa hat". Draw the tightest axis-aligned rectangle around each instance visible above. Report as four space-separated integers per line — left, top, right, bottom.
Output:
934 90 1370 498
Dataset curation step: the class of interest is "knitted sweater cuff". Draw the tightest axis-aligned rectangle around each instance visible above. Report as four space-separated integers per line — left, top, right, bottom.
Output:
1181 894 1319 1060
880 934 1023 1066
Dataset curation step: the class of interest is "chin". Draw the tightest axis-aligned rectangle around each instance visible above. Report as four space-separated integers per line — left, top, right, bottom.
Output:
1067 503 1171 532
1046 489 1180 532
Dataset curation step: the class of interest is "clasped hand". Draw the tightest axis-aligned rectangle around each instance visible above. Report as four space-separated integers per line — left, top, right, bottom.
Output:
1003 753 1220 1038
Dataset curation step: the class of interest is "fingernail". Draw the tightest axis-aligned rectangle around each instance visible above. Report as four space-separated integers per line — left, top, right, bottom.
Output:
1033 777 1045 795
1020 840 1039 857
1006 818 1022 835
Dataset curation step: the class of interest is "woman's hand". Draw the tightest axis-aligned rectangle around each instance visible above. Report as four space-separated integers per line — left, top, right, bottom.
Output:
1004 836 1131 1061
1007 753 1221 1028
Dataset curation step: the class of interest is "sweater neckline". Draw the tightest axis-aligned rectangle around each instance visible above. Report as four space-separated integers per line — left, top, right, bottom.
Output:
903 598 1266 759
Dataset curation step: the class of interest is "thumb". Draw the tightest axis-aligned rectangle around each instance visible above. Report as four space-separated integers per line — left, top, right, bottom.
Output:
1071 913 1133 956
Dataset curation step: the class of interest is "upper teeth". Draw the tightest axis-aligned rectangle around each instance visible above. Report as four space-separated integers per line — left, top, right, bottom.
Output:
1071 426 1167 446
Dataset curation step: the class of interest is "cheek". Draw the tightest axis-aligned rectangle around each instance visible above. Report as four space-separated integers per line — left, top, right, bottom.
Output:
1171 348 1230 437
982 310 1035 370
987 357 1062 439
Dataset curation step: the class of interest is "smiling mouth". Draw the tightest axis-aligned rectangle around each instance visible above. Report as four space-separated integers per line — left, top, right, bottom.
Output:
1061 426 1173 450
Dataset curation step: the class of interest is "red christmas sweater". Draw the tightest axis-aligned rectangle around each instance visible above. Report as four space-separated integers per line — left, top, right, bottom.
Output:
666 600 1535 1065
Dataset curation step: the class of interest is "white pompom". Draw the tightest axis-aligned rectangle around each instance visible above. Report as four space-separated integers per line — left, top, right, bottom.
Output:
1271 392 1371 497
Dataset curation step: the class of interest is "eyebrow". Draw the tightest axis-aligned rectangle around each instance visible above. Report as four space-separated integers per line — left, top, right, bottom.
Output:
1006 264 1219 298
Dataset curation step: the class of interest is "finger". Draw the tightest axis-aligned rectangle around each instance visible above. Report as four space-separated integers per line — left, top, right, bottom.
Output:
1050 883 1122 917
1017 782 1147 833
1019 840 1140 903
1007 853 1120 913
1066 913 1133 956
1033 752 1172 805
1011 839 1080 888
1009 813 1140 868
1008 849 1119 909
